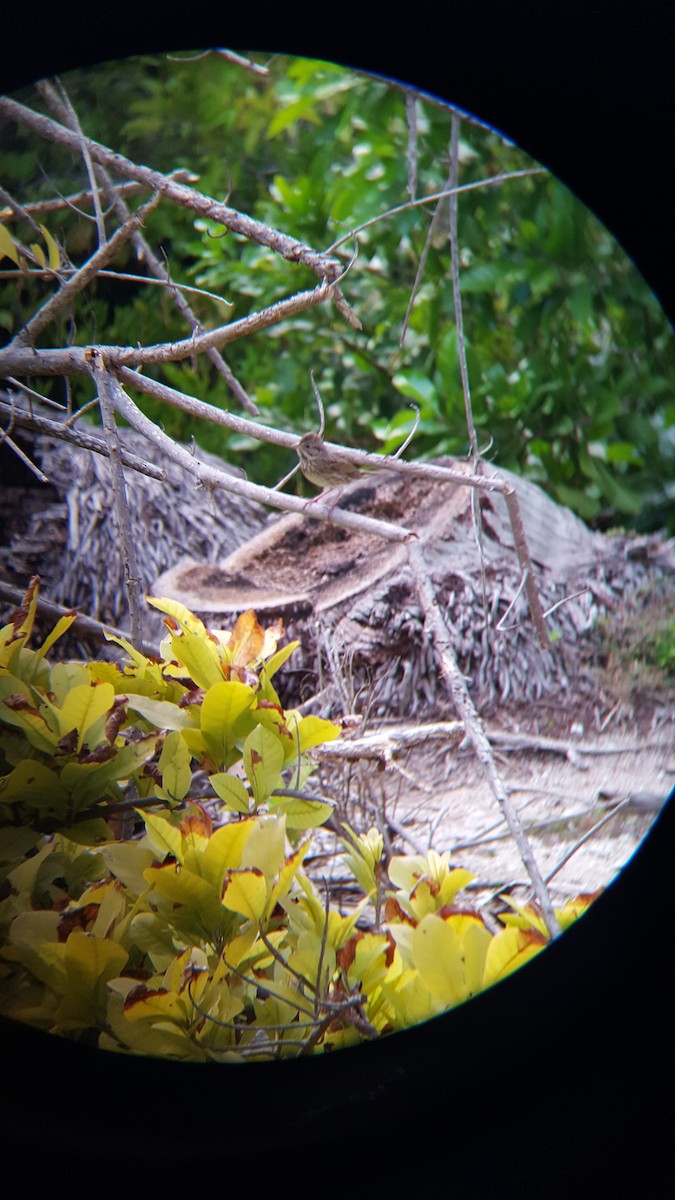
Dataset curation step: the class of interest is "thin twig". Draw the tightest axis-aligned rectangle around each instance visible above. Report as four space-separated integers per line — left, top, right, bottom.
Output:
544 799 631 885
0 180 148 221
449 116 478 459
0 96 345 283
86 351 145 646
0 580 158 656
51 79 107 245
9 191 162 348
3 377 66 410
0 266 235 310
0 399 166 479
216 49 270 77
326 168 547 254
404 90 417 203
0 426 49 482
406 538 561 939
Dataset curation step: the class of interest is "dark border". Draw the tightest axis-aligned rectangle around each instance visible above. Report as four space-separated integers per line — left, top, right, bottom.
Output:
1 6 674 1191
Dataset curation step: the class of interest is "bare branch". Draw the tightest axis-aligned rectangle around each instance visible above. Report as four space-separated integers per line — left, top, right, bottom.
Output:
104 371 417 544
0 97 344 282
325 168 547 254
0 581 158 657
405 538 561 939
86 353 146 645
0 284 333 376
0 398 166 479
8 191 162 348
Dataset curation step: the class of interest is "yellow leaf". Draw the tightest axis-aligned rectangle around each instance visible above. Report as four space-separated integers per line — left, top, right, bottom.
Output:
291 714 341 758
412 913 468 1006
267 836 312 914
57 681 115 750
0 223 19 265
200 819 254 891
144 863 219 910
170 631 224 690
30 242 46 269
35 612 77 661
240 813 286 881
201 680 257 767
23 930 126 1032
228 609 265 666
221 867 267 921
39 222 61 269
140 810 184 862
482 926 546 989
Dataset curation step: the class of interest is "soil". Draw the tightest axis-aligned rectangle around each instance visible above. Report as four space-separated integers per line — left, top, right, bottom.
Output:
301 696 674 917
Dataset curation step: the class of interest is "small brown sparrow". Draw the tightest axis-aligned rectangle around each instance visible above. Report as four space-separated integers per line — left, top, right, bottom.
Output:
296 432 365 492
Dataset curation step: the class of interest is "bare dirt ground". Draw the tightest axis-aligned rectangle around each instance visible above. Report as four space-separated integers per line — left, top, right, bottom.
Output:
302 700 674 916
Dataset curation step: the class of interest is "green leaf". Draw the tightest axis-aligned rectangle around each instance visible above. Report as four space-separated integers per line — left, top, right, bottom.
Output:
391 371 438 408
271 796 333 829
200 680 257 768
209 772 251 814
0 759 68 811
243 726 284 805
156 731 193 802
125 695 196 731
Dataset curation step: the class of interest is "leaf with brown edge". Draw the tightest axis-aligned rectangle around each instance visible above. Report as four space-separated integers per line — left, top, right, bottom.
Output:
124 983 169 1012
57 905 100 942
228 609 265 667
384 896 417 926
179 803 213 840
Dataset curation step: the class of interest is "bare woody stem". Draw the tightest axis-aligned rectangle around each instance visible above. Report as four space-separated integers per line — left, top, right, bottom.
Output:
96 365 416 544
0 398 166 479
86 351 146 647
0 96 344 283
9 191 162 348
0 284 334 375
35 77 259 416
406 538 561 940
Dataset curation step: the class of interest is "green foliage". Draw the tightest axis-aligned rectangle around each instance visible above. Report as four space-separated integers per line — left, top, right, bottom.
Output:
2 54 672 529
0 806 597 1060
0 581 598 1059
0 579 340 838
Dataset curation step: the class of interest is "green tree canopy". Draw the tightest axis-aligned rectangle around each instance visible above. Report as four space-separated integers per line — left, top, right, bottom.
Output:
1 51 672 530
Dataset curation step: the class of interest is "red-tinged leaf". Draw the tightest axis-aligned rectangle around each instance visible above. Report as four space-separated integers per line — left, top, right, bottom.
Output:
124 984 169 1012
57 905 100 942
384 896 417 926
179 804 213 839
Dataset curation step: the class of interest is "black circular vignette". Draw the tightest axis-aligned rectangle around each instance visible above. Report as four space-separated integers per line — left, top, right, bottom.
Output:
1 6 673 1192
